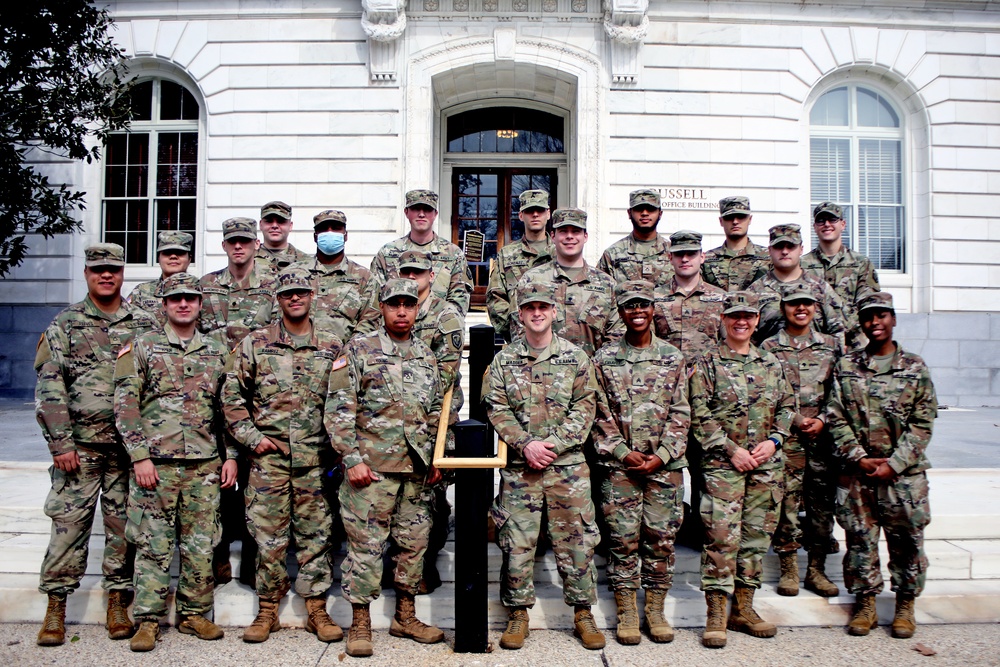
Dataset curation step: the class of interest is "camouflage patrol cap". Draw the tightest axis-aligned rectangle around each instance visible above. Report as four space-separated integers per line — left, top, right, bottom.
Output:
615 280 655 306
858 291 894 314
222 217 258 241
519 189 550 212
405 189 439 211
157 231 193 254
669 230 703 253
629 188 662 209
85 243 125 267
275 267 315 294
551 208 588 230
780 281 817 304
380 278 420 303
813 201 843 221
722 291 760 315
159 272 202 298
719 196 752 218
313 209 347 228
517 281 557 308
769 224 802 247
399 250 432 272
261 201 292 220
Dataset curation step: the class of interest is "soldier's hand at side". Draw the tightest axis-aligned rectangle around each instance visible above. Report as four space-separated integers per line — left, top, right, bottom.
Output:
255 437 279 455
858 457 887 474
730 447 758 472
868 462 897 482
134 459 159 489
52 451 80 473
220 460 238 489
627 453 664 475
799 418 825 437
750 439 777 465
622 452 646 469
347 462 379 488
427 466 442 485
523 441 557 470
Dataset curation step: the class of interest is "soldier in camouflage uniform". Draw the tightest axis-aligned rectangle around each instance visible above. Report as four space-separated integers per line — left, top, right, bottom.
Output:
367 189 472 315
748 224 849 348
701 196 771 291
127 231 194 326
485 281 605 651
256 200 308 273
760 285 841 599
826 292 937 640
291 209 370 343
222 268 344 645
113 273 234 651
597 189 674 288
689 291 795 648
511 208 623 357
326 279 445 657
592 280 690 646
487 189 554 342
801 202 881 350
34 243 157 647
199 217 278 349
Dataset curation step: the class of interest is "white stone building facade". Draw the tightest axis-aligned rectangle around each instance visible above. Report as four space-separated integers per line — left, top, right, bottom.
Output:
2 0 999 404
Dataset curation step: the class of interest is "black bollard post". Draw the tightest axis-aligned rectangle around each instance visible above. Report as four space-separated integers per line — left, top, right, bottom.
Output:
467 324 499 425
452 418 492 653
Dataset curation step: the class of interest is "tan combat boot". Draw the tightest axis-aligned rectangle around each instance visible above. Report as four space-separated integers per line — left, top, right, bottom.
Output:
613 589 640 645
106 590 134 639
891 593 916 639
776 552 799 596
305 596 344 642
572 605 606 650
499 606 530 650
130 620 159 652
728 584 777 638
36 594 67 646
702 590 728 648
243 598 280 643
804 554 840 597
346 603 374 657
178 614 224 640
848 593 878 636
389 592 444 644
644 589 674 643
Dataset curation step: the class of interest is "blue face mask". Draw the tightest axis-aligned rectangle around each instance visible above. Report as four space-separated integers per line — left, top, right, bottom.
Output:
316 231 345 255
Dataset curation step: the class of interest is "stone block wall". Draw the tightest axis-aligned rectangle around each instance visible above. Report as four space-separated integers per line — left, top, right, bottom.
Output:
0 306 63 401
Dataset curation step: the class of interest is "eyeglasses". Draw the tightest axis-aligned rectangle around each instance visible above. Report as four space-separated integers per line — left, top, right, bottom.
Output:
622 300 653 311
277 289 311 300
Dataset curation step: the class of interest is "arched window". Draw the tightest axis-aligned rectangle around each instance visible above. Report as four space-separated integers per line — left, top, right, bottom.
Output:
810 84 905 272
102 78 200 264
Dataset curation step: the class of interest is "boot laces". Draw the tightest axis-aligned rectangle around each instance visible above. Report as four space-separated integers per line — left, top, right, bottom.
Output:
507 609 528 635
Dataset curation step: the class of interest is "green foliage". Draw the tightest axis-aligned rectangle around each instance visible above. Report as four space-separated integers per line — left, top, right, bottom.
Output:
0 1 132 276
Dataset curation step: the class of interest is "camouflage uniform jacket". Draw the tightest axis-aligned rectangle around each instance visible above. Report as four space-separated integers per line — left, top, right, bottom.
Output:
512 261 624 357
127 278 168 326
592 335 690 471
256 243 309 273
291 255 370 343
826 343 937 475
652 276 726 355
222 320 343 468
114 325 228 462
597 233 674 288
486 236 554 342
34 296 156 456
370 233 472 315
801 246 879 339
701 238 770 291
748 270 848 347
688 342 795 471
326 328 442 473
198 265 278 349
761 329 840 426
484 335 598 468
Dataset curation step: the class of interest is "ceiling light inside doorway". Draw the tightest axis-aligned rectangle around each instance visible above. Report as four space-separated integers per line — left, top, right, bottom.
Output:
496 129 518 139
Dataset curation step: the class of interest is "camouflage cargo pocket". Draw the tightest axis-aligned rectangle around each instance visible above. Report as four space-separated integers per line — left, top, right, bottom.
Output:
125 503 145 546
490 498 512 551
42 466 69 518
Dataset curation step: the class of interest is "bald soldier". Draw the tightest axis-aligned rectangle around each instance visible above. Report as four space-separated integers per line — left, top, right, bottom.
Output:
701 196 770 291
127 231 195 326
487 189 555 342
597 189 674 289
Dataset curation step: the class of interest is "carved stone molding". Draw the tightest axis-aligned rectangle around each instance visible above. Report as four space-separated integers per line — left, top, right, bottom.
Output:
603 0 647 85
362 0 407 82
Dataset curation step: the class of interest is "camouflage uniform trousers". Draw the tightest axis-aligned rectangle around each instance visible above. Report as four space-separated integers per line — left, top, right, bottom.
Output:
803 436 839 556
495 463 600 607
127 458 222 619
39 444 134 596
246 455 334 601
835 472 930 596
700 466 783 593
601 468 684 591
339 472 434 604
771 436 805 554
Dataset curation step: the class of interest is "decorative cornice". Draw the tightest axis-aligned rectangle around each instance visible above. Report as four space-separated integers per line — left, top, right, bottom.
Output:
362 0 407 82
